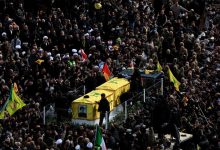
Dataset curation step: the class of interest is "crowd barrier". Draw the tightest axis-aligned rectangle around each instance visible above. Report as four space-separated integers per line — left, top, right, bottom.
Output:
111 80 163 126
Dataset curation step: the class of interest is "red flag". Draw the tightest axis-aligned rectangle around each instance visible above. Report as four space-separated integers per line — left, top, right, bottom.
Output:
79 49 87 61
102 63 111 81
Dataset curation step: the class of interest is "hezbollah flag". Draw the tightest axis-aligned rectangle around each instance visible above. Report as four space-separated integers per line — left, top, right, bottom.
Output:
0 110 5 119
95 126 107 150
35 59 44 65
102 63 111 81
168 68 180 91
156 61 163 72
94 2 102 10
6 85 26 116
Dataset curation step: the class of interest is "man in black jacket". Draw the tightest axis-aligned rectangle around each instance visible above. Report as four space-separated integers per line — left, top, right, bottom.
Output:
97 93 110 126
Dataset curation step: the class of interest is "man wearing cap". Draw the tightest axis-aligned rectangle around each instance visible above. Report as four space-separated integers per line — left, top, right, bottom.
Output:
96 93 110 126
75 144 80 150
1 32 8 42
84 138 93 150
41 35 51 51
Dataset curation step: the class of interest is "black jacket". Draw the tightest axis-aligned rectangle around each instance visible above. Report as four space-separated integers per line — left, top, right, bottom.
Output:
98 98 110 112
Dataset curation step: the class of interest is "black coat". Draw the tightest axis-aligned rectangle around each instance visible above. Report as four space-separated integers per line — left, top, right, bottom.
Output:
98 98 110 112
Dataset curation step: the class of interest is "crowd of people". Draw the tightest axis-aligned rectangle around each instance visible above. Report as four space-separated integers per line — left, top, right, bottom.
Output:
0 0 219 149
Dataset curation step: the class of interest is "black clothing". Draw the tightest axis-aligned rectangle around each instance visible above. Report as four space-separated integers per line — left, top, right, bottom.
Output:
98 97 110 126
98 97 110 112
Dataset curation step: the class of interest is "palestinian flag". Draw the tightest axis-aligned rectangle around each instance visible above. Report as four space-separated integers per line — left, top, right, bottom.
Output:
95 126 107 150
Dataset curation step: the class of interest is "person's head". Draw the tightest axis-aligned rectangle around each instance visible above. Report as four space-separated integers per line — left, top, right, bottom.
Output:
166 49 171 54
101 93 105 98
174 0 179 5
9 24 13 30
75 144 80 150
18 3 23 8
160 9 165 15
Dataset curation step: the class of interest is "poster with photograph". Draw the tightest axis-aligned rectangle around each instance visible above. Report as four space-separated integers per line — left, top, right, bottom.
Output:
78 105 87 118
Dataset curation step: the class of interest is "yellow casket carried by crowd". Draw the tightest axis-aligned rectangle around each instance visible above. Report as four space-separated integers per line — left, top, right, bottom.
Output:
71 90 114 120
96 77 130 106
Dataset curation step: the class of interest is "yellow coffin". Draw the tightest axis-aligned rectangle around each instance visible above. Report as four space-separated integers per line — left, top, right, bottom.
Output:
96 77 130 106
71 90 114 120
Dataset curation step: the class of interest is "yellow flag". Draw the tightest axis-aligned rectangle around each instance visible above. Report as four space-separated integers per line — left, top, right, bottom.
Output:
156 61 163 72
0 99 9 120
197 144 200 150
6 86 26 116
35 59 44 65
168 68 180 91
0 111 5 119
145 70 154 74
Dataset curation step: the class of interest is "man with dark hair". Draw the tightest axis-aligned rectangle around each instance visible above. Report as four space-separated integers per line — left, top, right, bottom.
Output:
130 68 142 94
97 93 110 126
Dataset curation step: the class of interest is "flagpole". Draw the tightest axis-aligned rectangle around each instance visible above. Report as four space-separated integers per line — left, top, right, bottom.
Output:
83 85 86 95
125 101 127 121
94 124 98 148
105 111 108 130
4 0 6 9
161 78 164 96
0 84 13 113
43 106 46 125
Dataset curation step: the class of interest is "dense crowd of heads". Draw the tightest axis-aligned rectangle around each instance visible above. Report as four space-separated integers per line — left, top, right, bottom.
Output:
0 0 219 149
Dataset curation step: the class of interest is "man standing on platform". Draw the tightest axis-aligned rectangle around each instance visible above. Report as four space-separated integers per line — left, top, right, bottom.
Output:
97 93 110 126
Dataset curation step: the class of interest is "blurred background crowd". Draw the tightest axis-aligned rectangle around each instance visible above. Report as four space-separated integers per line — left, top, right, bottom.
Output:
0 0 219 149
